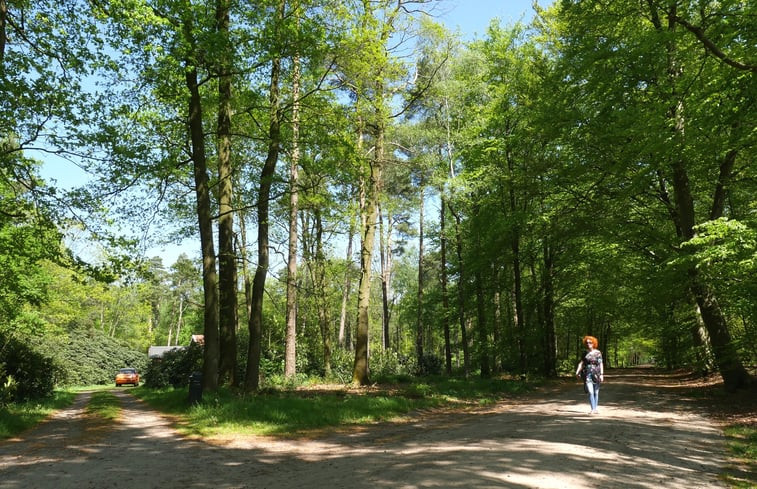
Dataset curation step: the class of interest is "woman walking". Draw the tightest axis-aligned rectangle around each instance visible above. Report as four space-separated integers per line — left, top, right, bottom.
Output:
575 335 604 414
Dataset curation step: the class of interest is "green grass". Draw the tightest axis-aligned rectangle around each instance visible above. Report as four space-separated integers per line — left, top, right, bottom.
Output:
0 391 76 439
722 424 757 489
133 376 531 438
86 391 121 421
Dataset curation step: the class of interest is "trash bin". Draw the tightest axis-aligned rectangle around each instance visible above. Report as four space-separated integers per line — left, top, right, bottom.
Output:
188 371 203 405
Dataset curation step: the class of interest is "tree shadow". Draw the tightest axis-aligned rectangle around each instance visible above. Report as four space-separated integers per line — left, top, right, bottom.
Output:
0 376 728 489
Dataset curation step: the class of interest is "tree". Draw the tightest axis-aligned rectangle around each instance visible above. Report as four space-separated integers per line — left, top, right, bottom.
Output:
183 14 221 392
547 0 754 389
245 0 285 392
0 164 60 327
338 0 436 386
215 0 238 386
284 18 302 379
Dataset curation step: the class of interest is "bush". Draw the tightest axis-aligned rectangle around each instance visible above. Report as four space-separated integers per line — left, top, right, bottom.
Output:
0 373 17 406
58 329 147 386
557 358 577 375
144 342 202 388
370 350 411 379
0 332 58 402
415 354 443 376
327 348 354 383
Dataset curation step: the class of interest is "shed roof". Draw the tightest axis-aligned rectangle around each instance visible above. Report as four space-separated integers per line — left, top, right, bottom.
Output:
147 345 185 358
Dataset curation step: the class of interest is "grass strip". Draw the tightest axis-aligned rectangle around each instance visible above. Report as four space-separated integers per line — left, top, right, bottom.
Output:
133 376 532 438
0 391 76 439
86 391 121 422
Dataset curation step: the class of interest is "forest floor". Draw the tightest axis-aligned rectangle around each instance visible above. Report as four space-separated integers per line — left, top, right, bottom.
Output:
0 368 754 489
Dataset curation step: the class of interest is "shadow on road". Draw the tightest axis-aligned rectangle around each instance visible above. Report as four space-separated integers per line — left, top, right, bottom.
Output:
0 370 728 489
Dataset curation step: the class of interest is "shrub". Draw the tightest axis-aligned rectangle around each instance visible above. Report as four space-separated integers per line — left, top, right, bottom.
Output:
0 373 17 406
144 342 202 388
327 348 354 383
58 329 147 386
370 350 411 379
415 354 443 376
0 332 57 401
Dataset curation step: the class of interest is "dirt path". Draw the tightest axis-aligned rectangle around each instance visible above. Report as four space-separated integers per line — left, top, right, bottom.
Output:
0 370 734 489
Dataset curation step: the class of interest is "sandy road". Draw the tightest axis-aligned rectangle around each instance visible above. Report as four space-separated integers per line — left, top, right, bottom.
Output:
0 370 728 489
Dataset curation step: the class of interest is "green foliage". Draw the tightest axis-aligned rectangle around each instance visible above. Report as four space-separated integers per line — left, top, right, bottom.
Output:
324 348 355 383
0 165 62 325
3 0 754 393
58 329 147 386
683 220 757 339
415 354 444 376
144 342 203 388
0 331 59 402
370 350 413 380
0 374 17 406
678 219 756 282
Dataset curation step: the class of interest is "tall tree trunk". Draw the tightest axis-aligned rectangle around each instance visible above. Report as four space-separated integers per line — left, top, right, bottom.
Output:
511 225 525 375
473 209 490 378
440 195 452 375
166 306 173 346
284 46 301 379
507 153 526 376
542 239 557 377
338 209 356 349
445 118 469 375
449 204 470 376
238 208 252 321
0 0 6 63
378 203 392 350
492 266 502 372
690 306 712 372
351 1 404 384
314 210 331 376
302 207 332 376
353 121 383 386
416 184 425 365
175 295 185 347
216 0 237 386
185 62 219 392
440 114 455 375
245 1 283 391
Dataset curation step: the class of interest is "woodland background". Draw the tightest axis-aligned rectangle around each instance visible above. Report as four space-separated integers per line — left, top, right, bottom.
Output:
1 0 754 402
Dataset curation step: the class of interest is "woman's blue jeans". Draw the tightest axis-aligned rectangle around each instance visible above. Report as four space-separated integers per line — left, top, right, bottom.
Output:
586 380 600 411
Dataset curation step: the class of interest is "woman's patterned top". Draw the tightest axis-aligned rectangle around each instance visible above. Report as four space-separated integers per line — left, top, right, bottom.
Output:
582 349 603 383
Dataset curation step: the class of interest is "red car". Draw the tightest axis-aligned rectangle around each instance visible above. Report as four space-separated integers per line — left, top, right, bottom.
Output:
115 368 140 387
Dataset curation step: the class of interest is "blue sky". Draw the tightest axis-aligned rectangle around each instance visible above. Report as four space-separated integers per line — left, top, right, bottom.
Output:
437 0 552 38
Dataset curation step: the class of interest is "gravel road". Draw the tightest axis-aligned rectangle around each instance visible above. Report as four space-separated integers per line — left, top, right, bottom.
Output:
0 369 729 489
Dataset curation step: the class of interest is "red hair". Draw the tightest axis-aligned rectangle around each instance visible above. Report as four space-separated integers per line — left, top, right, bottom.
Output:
582 335 599 349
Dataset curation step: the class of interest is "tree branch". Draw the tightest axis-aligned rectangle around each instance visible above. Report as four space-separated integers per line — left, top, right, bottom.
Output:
671 14 757 73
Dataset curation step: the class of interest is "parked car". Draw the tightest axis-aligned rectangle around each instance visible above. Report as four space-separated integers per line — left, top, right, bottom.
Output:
115 368 140 387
